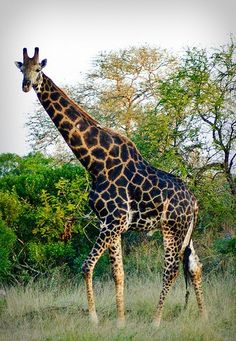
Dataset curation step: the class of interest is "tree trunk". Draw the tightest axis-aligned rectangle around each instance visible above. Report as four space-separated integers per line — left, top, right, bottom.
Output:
225 169 236 197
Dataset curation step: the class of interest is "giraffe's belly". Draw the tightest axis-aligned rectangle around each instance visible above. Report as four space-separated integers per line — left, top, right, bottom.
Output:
128 208 162 232
127 182 164 232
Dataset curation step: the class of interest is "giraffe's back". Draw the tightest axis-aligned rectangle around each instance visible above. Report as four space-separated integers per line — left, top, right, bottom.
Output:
127 161 197 234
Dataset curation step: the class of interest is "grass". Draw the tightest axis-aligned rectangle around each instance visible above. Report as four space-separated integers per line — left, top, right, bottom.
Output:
0 274 235 341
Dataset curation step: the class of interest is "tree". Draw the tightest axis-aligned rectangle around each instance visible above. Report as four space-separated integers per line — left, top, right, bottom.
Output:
80 46 177 134
157 39 236 195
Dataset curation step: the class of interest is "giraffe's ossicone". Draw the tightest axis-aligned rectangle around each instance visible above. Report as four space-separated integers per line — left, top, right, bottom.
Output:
15 47 206 327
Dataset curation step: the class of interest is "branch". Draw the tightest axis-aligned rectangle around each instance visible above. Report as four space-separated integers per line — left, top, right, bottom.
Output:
199 113 214 127
228 119 236 143
229 152 236 171
195 162 224 178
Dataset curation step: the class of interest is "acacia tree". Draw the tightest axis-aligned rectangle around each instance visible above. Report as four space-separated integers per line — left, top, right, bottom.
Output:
78 46 177 135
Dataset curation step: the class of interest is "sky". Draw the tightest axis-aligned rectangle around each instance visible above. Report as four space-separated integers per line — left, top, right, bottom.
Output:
0 0 235 155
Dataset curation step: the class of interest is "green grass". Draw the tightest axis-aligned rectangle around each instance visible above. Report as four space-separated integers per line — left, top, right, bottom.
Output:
0 274 235 341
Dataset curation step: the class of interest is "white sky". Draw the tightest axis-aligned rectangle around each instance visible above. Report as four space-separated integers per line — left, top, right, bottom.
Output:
0 0 235 155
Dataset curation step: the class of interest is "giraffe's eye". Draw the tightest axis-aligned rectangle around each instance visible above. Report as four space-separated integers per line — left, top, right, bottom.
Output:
36 68 41 72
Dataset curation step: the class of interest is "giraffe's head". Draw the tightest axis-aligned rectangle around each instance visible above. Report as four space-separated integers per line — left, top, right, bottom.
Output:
15 47 47 92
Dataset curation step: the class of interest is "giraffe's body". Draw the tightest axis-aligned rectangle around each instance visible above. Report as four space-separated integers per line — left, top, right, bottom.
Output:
15 48 206 327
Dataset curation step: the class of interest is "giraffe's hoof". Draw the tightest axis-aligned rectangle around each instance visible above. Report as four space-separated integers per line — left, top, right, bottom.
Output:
152 318 161 328
89 312 99 325
117 318 126 329
201 308 208 320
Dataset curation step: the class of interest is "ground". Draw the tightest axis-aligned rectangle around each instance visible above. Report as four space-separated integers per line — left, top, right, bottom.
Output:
0 274 235 341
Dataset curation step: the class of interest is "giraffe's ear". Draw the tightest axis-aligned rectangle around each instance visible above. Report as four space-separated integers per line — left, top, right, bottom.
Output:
40 59 47 69
15 61 23 70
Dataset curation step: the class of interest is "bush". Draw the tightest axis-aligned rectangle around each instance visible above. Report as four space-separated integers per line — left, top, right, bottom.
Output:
214 236 236 255
0 219 16 283
28 241 76 271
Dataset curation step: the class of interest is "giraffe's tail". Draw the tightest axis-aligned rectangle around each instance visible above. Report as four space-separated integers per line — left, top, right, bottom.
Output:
183 242 192 308
181 212 196 307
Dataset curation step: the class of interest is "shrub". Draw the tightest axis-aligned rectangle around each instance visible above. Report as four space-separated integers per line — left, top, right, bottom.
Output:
0 219 16 283
28 241 76 271
214 236 236 255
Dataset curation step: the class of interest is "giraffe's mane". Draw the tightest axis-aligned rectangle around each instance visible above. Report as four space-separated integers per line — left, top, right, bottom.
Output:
43 73 99 126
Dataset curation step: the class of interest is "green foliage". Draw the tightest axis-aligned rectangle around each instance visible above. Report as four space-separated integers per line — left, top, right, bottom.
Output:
0 219 16 282
0 153 22 177
214 237 236 255
0 190 21 226
131 111 192 177
194 175 236 231
33 175 89 241
28 241 76 270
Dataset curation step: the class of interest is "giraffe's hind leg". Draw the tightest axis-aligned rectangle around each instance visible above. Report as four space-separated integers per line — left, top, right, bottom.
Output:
153 235 180 327
188 240 207 318
108 235 125 328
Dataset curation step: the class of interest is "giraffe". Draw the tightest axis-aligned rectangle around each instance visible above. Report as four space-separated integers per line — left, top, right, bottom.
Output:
15 47 206 327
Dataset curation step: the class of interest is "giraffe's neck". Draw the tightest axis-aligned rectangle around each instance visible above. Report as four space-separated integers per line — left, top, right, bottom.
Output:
34 73 111 176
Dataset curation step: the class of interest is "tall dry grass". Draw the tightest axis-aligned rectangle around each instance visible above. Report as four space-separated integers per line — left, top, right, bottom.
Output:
0 274 235 340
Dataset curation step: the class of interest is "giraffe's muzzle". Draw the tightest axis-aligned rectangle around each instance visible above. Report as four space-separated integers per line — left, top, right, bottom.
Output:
22 79 32 92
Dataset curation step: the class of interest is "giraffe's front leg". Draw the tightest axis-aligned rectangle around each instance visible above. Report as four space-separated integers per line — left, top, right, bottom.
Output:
82 219 126 325
82 229 108 325
108 235 125 328
83 269 98 325
82 255 101 325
